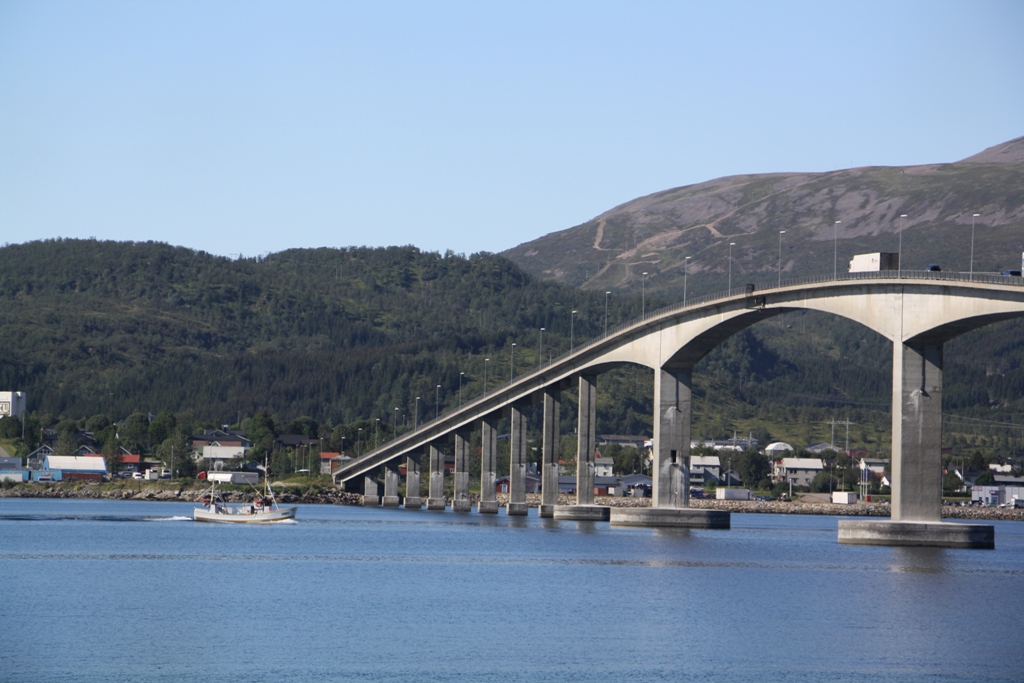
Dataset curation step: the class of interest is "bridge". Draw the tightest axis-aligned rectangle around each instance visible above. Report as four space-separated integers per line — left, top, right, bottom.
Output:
334 271 1024 548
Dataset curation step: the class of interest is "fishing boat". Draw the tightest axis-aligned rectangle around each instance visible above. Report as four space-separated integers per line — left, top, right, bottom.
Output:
193 466 297 523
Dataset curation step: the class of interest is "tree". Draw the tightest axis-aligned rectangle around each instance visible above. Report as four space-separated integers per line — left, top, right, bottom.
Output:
155 429 194 478
54 430 79 455
733 450 771 489
120 413 151 454
974 470 996 486
149 412 176 446
810 469 838 493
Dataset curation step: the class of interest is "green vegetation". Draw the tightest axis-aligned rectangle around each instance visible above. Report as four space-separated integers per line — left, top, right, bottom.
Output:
0 238 1022 470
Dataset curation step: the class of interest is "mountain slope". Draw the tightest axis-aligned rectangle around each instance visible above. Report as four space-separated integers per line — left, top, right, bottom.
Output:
504 137 1024 297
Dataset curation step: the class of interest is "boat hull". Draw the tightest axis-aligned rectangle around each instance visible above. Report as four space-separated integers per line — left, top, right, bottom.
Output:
193 505 297 523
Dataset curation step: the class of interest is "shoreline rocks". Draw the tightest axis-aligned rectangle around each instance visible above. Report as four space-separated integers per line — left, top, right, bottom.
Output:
2 483 1021 522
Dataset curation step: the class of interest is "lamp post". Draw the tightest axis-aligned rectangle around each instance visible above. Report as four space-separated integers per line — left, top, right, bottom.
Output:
728 243 735 290
642 272 648 315
484 358 489 391
898 214 907 276
458 372 464 407
970 213 979 281
510 343 516 381
435 384 441 420
778 231 786 287
393 407 398 439
604 291 610 335
833 221 841 280
683 257 690 305
414 397 420 430
538 329 545 368
570 310 577 352
375 418 379 449
357 428 362 457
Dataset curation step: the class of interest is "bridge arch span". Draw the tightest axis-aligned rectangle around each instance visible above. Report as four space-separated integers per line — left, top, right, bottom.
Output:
334 273 1024 545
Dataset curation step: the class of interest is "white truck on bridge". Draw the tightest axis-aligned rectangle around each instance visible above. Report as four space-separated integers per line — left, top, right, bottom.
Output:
849 252 899 273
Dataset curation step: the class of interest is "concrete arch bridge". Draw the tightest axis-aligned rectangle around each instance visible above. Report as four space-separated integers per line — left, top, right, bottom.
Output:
334 271 1024 548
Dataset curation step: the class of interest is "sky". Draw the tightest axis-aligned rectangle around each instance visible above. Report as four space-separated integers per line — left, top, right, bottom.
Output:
1 0 1022 259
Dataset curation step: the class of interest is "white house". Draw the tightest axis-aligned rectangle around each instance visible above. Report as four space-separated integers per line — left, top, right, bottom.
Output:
690 455 721 485
594 456 614 477
775 458 825 487
199 445 248 466
0 391 27 418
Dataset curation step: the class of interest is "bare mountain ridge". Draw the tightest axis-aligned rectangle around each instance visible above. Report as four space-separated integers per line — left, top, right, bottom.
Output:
504 137 1024 296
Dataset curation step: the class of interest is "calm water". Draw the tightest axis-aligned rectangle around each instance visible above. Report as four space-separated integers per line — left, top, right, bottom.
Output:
1 499 1022 683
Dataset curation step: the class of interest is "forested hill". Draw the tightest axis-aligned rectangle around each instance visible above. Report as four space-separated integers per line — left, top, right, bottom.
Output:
2 239 1023 462
0 239 644 425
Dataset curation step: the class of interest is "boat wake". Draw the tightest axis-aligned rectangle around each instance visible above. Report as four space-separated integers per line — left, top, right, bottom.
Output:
0 514 193 523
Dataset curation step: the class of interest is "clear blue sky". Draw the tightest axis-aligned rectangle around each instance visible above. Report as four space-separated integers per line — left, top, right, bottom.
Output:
2 0 1022 258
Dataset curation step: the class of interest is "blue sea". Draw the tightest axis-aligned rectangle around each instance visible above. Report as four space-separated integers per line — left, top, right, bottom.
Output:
1 498 1022 682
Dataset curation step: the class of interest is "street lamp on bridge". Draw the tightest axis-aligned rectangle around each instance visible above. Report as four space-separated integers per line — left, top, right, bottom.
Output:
898 214 907 276
728 244 735 290
510 343 516 381
458 372 464 407
683 257 690 305
642 272 648 315
604 291 610 335
833 221 841 279
414 397 420 430
778 231 786 287
970 213 980 281
570 310 577 352
435 384 441 420
484 358 489 391
538 329 545 368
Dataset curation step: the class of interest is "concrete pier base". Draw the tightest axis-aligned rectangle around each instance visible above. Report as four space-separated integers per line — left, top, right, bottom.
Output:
451 499 472 512
381 496 401 507
838 519 994 549
477 500 499 514
610 507 730 528
403 496 422 509
553 504 610 521
426 498 447 511
538 504 555 518
507 502 529 516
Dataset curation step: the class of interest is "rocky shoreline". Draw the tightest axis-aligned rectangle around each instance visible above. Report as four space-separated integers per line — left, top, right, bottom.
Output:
2 483 1022 522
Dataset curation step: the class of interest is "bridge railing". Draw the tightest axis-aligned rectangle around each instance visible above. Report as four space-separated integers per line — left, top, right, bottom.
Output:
356 269 1024 462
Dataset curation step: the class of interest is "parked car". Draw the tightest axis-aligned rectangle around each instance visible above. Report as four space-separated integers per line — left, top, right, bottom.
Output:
925 264 941 272
132 472 144 480
1000 269 1022 277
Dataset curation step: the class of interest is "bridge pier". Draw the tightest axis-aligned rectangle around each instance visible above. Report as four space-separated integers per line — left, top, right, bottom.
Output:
508 402 529 515
539 388 561 518
362 473 380 506
452 430 472 512
612 366 728 529
382 461 400 507
478 416 499 513
555 374 610 521
403 452 422 509
426 443 446 510
840 340 993 548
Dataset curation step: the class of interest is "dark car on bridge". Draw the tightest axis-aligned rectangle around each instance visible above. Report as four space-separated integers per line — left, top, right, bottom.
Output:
925 264 941 272
1001 269 1022 277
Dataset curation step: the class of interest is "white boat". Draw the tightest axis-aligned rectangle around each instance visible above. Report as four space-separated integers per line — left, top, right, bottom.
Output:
193 468 297 523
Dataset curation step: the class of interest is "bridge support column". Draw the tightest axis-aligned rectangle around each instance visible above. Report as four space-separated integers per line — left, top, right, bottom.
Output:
362 473 380 506
426 443 446 510
554 374 610 521
507 402 529 515
539 387 561 518
404 452 422 509
839 340 992 548
612 366 728 529
478 416 499 513
452 430 472 511
382 461 400 507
